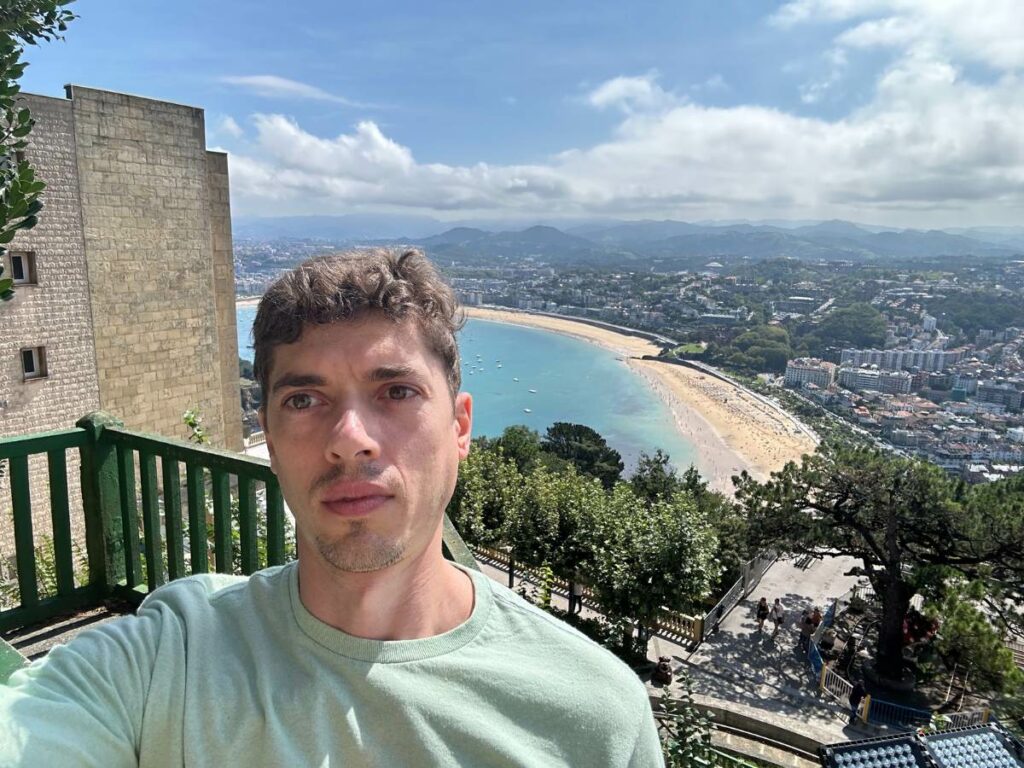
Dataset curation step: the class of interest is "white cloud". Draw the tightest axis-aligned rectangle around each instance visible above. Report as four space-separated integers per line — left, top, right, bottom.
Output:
225 9 1024 227
799 48 848 103
773 0 1024 71
215 115 244 139
586 73 678 113
220 75 370 107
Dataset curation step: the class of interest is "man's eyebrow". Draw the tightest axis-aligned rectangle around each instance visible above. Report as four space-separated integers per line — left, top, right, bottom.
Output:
367 365 421 383
270 373 327 395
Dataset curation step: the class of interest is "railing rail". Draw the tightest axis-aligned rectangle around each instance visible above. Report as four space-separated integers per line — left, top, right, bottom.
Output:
700 551 776 642
1 411 478 634
103 425 285 596
866 698 932 728
821 664 852 704
472 543 706 644
0 427 101 631
1007 637 1024 670
946 709 991 728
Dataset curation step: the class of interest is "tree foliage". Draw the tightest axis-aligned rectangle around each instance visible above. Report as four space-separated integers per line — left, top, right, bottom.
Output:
807 302 887 353
631 449 682 503
590 484 718 648
712 324 793 373
920 576 1023 697
448 428 723 655
735 443 1024 681
0 0 75 302
492 424 543 475
541 422 624 489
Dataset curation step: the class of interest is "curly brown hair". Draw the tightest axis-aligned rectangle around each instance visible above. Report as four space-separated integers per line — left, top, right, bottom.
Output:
252 248 464 403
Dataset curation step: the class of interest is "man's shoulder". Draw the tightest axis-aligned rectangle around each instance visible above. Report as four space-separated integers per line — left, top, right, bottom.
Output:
138 564 289 617
477 574 646 690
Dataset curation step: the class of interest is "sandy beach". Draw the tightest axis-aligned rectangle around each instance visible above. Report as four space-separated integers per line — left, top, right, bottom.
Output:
465 307 816 493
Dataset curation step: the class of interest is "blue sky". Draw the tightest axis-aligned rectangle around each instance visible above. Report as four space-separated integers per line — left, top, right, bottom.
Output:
20 0 1024 227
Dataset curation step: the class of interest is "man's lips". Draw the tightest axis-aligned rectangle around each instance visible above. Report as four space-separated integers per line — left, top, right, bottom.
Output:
319 483 393 518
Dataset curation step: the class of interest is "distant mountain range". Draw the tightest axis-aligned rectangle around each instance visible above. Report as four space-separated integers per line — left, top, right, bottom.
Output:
233 215 1024 266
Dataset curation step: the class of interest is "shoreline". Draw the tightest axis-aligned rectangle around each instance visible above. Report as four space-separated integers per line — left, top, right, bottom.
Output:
464 307 815 492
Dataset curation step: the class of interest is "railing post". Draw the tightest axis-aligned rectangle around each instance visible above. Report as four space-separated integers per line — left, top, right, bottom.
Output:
861 694 871 724
819 660 828 691
982 707 990 724
693 617 705 643
77 411 127 593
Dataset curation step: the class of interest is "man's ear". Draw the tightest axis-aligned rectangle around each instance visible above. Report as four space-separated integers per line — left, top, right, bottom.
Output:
257 407 276 472
454 392 473 460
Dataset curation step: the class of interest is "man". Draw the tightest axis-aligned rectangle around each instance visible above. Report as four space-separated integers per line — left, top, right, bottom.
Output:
0 249 663 767
769 597 785 639
797 609 814 653
848 679 867 724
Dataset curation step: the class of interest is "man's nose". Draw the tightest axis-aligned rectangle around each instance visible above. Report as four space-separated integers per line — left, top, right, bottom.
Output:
326 407 380 461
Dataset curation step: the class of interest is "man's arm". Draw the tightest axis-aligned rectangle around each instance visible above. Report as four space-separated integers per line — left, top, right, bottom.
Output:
627 698 666 768
0 606 165 767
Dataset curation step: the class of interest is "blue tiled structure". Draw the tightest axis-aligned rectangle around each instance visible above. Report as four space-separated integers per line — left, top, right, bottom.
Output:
821 725 1024 768
928 729 1023 768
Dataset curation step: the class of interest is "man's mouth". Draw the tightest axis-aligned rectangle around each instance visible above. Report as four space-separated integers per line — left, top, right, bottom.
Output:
319 482 393 518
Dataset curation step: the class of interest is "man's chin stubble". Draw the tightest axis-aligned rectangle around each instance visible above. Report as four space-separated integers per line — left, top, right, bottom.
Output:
315 527 405 573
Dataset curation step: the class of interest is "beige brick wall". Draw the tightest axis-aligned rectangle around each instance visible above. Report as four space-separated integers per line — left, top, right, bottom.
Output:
68 86 230 445
1 87 243 575
0 94 97 563
207 151 243 451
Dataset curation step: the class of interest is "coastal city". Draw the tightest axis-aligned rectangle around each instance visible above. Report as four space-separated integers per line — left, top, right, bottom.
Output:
233 231 1024 487
3 2 1024 767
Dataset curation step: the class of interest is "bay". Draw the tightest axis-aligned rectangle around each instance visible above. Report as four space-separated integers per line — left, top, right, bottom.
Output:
237 306 697 473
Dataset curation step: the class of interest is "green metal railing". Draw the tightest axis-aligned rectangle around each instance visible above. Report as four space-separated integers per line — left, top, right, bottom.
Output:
0 426 99 632
0 410 477 640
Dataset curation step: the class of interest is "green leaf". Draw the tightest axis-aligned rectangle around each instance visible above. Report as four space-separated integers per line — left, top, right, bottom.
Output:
0 277 13 292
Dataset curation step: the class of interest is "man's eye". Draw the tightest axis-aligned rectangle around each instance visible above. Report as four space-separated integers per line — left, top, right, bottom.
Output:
386 385 417 401
284 393 319 410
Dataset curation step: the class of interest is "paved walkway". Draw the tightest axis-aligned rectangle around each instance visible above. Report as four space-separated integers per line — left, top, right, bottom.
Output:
477 551 875 748
677 555 867 742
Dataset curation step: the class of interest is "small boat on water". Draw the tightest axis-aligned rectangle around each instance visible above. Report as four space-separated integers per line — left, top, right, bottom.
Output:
528 389 537 393
523 408 532 413
513 377 519 382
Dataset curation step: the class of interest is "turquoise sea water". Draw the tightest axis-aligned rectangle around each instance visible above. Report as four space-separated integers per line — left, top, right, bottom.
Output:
236 307 697 473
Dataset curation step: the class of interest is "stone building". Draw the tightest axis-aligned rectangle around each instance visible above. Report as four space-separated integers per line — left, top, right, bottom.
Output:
0 85 241 564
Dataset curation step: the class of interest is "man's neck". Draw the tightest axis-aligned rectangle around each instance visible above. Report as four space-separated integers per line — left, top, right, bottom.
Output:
296 541 475 641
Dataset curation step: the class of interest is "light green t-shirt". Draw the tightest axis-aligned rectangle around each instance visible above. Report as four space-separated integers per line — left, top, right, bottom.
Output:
0 562 663 767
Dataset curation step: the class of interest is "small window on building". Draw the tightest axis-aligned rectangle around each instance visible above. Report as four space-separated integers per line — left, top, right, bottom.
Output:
21 346 47 381
8 251 37 284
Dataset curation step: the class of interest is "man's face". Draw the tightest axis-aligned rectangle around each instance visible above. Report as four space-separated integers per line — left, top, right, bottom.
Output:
259 316 472 573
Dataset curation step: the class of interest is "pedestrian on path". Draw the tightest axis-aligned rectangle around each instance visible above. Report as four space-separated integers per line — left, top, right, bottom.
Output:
849 680 866 724
769 598 785 638
755 597 770 633
568 579 584 615
798 610 814 653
